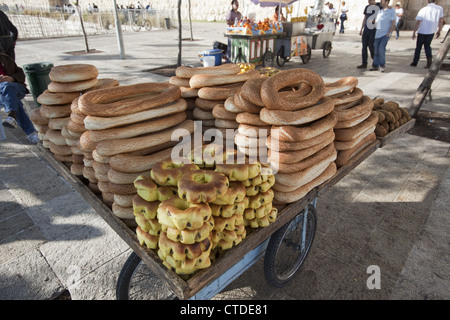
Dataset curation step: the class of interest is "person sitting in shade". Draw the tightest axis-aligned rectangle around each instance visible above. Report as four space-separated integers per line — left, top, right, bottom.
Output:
0 53 39 143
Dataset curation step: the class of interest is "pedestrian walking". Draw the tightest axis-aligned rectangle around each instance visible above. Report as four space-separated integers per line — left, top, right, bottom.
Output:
370 0 396 73
339 2 349 34
358 0 380 69
410 0 444 69
394 2 404 39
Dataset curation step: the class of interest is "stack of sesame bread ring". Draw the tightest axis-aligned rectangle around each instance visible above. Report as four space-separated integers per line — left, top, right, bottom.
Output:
78 81 195 227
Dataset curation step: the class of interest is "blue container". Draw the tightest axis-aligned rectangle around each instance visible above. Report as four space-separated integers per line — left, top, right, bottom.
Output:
203 49 222 66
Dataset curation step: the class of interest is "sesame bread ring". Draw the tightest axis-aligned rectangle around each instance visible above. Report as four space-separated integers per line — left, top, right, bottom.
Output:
113 194 135 207
212 104 237 121
189 69 260 89
150 159 199 187
334 110 372 129
48 141 72 156
180 86 199 98
83 99 187 131
46 129 67 146
188 143 237 168
111 202 134 219
48 117 70 130
261 68 325 111
210 181 246 205
334 95 374 122
237 124 271 138
332 87 364 106
267 128 335 152
334 127 376 151
78 82 181 117
273 150 337 189
269 133 334 164
48 78 98 93
193 107 215 120
324 76 358 98
236 112 269 126
175 64 242 79
40 103 72 119
169 76 190 87
37 90 80 105
239 75 268 107
30 108 49 125
234 133 267 149
233 91 262 113
49 64 98 83
198 82 243 101
335 132 376 167
270 111 337 142
94 120 194 157
136 226 159 249
224 96 242 113
87 111 187 144
275 143 337 174
334 112 378 142
177 170 229 204
215 119 240 129
273 162 337 204
84 78 119 92
164 217 215 244
260 97 334 126
157 197 212 231
195 97 225 111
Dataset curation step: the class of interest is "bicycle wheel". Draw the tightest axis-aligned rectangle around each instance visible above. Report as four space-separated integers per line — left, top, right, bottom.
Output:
144 20 152 31
116 252 177 300
131 20 141 32
263 205 317 288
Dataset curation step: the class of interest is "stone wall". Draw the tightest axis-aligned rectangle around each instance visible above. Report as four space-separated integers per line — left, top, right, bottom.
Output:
1 0 448 31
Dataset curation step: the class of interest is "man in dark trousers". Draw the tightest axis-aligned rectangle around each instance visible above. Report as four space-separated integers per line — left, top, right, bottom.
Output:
0 9 18 60
1 53 39 143
357 0 380 69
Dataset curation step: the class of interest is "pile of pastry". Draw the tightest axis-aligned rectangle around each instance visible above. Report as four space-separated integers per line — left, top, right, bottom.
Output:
132 145 277 277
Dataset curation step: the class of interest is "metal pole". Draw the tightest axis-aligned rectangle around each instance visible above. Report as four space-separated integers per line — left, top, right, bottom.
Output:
113 0 125 59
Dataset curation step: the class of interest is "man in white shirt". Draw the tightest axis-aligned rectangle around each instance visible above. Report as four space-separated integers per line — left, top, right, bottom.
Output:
410 0 444 68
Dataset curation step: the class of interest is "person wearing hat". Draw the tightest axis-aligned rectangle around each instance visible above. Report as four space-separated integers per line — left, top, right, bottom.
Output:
394 2 404 39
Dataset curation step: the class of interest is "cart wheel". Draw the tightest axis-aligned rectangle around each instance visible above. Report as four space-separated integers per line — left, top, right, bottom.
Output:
144 20 152 31
276 46 287 67
116 252 178 300
300 45 311 64
262 51 275 68
323 41 332 58
263 205 317 288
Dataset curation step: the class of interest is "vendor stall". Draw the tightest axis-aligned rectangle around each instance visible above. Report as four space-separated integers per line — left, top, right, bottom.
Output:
31 61 416 300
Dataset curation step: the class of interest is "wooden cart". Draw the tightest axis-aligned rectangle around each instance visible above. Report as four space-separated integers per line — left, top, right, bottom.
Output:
225 32 286 67
35 117 416 300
